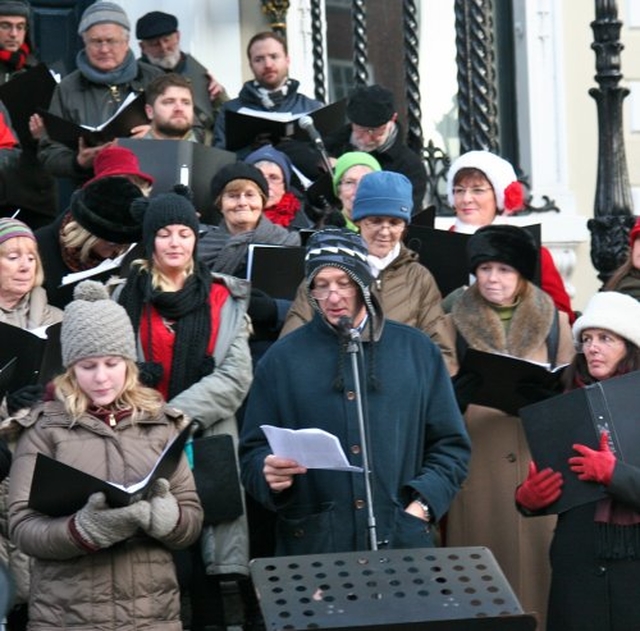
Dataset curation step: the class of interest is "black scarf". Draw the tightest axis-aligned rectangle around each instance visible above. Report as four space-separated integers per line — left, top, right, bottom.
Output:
119 260 214 400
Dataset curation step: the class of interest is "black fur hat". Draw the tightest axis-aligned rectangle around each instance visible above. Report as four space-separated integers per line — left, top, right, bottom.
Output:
467 224 538 280
70 176 144 244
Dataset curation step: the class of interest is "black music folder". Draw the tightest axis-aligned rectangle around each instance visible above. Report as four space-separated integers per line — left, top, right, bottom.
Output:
29 422 194 517
0 322 62 392
224 99 346 151
459 347 567 416
520 371 640 514
0 62 56 146
405 226 470 297
39 92 148 148
246 244 306 300
191 434 244 525
117 138 236 223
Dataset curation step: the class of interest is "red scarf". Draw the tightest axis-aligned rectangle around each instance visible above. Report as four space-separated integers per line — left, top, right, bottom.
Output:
0 42 30 71
264 191 300 227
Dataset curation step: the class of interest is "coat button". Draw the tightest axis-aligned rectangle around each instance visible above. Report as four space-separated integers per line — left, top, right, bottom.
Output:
346 391 356 400
355 499 366 509
293 529 304 538
506 452 517 463
595 565 607 576
351 445 361 454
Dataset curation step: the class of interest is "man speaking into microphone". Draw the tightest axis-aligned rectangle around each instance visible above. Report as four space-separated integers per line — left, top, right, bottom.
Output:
239 228 470 555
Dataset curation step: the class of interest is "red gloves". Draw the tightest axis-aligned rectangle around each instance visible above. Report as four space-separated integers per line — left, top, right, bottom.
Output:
515 461 563 511
569 431 616 486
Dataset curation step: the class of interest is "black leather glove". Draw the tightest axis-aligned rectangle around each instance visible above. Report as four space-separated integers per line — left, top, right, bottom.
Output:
452 371 482 414
248 288 278 328
6 384 44 416
0 438 11 483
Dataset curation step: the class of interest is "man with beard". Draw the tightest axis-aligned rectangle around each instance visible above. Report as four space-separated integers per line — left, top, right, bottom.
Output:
213 31 321 155
325 84 427 215
142 73 198 142
136 11 227 144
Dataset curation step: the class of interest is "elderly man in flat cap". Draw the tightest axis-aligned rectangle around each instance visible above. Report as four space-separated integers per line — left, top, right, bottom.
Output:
136 10 227 144
325 84 427 215
30 1 161 186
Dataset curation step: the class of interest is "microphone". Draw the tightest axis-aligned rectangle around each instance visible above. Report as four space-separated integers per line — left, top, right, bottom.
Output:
298 115 334 176
336 316 354 339
298 115 324 148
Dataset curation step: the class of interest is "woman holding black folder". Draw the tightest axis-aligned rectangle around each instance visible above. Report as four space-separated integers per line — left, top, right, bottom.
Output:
7 280 203 631
446 224 574 630
516 290 640 631
0 216 62 630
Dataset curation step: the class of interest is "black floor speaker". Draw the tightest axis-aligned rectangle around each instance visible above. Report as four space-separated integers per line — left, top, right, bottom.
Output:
250 546 537 630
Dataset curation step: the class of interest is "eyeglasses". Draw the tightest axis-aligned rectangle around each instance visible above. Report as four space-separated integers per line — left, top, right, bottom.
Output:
576 332 624 353
452 186 492 197
359 217 406 231
86 37 127 50
352 123 389 138
222 190 261 201
310 283 358 301
0 21 26 32
339 178 360 190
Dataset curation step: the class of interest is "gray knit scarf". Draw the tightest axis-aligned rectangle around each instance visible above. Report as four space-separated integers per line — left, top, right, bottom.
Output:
76 48 138 86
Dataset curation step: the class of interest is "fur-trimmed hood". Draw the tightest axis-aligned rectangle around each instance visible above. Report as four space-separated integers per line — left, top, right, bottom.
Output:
452 281 556 358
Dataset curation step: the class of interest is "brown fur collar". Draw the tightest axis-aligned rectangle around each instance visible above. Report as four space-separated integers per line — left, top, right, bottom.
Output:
452 282 555 357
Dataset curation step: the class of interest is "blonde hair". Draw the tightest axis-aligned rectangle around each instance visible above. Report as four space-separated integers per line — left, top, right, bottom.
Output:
131 257 195 291
61 220 127 264
53 357 164 421
0 237 44 287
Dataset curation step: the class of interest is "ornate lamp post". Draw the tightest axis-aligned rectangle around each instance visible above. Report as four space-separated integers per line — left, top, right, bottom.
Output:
588 0 634 283
260 0 290 38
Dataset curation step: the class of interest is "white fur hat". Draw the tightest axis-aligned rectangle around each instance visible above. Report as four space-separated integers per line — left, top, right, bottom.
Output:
573 291 640 348
446 150 524 213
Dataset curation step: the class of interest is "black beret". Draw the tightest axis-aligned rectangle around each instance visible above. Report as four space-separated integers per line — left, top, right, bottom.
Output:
136 11 178 40
210 162 269 206
347 84 395 127
467 224 538 281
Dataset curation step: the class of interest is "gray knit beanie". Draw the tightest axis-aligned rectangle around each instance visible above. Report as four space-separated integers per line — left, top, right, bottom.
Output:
78 1 130 35
61 280 136 367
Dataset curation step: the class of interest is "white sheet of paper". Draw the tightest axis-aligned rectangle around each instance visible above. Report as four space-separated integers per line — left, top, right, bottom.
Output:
260 425 363 472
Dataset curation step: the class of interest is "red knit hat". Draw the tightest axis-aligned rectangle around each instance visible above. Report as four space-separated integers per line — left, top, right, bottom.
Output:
629 216 640 248
84 146 154 187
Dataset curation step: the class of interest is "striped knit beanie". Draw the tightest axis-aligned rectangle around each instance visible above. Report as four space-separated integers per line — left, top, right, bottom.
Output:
304 228 374 317
0 217 35 245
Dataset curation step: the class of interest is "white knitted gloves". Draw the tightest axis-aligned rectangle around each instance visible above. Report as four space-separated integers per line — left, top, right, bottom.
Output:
72 492 151 550
146 478 180 539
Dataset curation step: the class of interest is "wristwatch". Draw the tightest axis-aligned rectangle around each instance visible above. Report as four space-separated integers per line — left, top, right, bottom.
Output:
414 496 432 522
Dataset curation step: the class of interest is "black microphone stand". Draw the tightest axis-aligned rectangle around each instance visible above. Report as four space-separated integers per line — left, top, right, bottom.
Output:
342 323 378 550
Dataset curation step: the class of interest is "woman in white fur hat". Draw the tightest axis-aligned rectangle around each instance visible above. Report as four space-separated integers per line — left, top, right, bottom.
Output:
445 149 575 323
516 290 640 631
